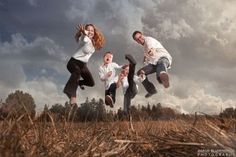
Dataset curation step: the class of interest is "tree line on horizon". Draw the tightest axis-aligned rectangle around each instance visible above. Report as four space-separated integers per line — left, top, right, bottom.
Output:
0 90 235 122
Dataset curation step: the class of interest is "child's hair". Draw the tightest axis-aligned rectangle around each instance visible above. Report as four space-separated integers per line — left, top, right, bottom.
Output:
122 64 129 69
103 51 113 57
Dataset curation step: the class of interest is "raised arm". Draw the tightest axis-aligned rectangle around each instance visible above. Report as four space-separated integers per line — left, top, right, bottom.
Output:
116 73 125 88
113 62 122 69
75 24 87 42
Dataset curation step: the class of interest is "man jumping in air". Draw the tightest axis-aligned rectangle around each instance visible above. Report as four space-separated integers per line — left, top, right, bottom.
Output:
132 30 172 98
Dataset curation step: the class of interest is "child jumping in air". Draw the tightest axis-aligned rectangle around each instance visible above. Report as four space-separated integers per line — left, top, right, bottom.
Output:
63 24 105 105
117 54 145 115
99 52 122 107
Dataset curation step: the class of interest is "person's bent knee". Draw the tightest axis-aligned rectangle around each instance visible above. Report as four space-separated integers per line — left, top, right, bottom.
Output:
70 72 80 83
137 69 145 76
137 69 141 75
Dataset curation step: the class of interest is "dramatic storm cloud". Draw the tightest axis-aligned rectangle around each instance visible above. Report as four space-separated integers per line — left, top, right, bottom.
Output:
0 0 235 114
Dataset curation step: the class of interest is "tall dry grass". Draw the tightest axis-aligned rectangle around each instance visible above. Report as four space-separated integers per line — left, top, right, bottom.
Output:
0 111 236 157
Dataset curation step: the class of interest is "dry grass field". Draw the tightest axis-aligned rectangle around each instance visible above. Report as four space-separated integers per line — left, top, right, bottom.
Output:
0 115 235 157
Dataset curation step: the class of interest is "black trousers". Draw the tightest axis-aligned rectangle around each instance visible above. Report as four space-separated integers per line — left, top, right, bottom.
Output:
105 83 117 103
63 57 95 98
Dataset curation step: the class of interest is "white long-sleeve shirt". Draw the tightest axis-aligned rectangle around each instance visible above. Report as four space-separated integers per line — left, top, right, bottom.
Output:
121 75 143 95
72 31 95 63
143 36 172 67
99 62 122 90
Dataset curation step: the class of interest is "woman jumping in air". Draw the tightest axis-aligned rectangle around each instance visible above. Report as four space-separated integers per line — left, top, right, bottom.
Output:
64 23 105 105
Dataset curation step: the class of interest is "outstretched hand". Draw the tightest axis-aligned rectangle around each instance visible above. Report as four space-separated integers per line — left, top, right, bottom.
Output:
75 24 85 42
76 24 85 34
119 73 125 80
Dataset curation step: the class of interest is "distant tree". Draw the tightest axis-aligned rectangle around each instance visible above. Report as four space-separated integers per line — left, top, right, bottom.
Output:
78 100 93 121
130 105 140 120
0 99 5 119
49 103 66 121
141 105 146 112
129 103 177 120
160 107 176 119
106 110 115 121
146 103 151 114
0 99 3 107
50 103 65 114
151 105 158 120
138 105 149 120
0 90 36 119
154 103 163 119
94 98 106 121
37 104 50 122
77 98 106 122
117 108 124 120
220 107 236 118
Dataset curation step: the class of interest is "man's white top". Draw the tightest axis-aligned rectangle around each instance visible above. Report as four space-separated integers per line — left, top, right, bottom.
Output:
99 62 122 90
121 75 142 95
143 36 172 67
72 31 95 63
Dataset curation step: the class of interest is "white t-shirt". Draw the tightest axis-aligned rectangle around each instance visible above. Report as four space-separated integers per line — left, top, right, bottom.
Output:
72 31 95 63
99 62 122 90
143 36 172 67
121 75 142 95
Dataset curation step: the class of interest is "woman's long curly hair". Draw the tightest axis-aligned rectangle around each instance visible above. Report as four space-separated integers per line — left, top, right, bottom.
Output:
75 24 105 50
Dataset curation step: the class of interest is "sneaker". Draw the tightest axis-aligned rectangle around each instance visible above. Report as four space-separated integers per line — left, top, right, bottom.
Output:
145 91 157 98
105 95 114 108
79 85 85 90
160 72 169 88
78 80 85 90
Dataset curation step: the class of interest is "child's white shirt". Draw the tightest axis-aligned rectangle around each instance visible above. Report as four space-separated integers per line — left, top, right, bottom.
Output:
121 75 143 95
99 62 122 90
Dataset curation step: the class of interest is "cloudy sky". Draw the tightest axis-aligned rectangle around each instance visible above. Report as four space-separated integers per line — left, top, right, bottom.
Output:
0 0 236 114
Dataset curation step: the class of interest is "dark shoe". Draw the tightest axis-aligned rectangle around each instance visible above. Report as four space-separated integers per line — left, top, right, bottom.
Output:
125 54 136 65
79 85 85 90
78 80 85 90
105 95 114 108
145 91 157 98
160 72 169 88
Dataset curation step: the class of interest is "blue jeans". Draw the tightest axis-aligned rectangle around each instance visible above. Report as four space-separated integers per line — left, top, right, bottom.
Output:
137 57 170 94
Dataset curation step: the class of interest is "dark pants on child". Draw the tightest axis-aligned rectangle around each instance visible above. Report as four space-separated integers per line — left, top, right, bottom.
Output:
105 83 117 103
64 57 95 98
137 57 169 95
124 61 138 114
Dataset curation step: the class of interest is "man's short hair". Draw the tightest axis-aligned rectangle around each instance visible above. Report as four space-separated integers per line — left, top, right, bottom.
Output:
132 30 142 40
